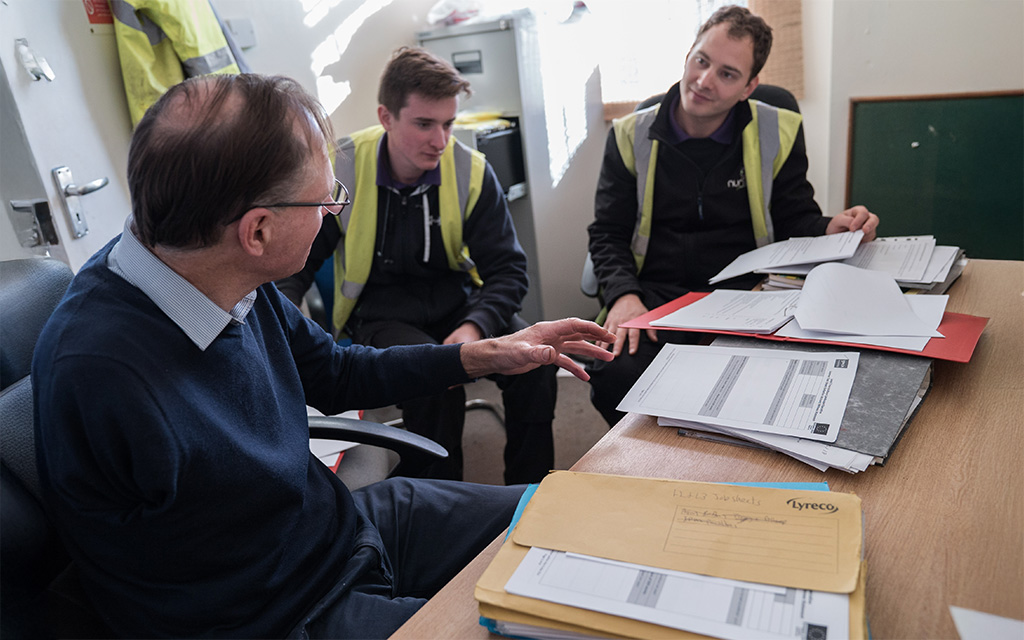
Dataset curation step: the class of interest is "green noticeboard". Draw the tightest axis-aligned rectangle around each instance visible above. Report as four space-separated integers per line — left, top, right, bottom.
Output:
847 92 1023 260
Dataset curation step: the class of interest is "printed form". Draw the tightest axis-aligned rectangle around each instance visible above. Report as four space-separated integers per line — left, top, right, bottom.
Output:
617 344 858 442
505 547 850 640
764 235 937 282
651 290 801 334
709 231 863 284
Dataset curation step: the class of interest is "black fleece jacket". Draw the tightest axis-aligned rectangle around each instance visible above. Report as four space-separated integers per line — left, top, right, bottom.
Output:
588 81 830 311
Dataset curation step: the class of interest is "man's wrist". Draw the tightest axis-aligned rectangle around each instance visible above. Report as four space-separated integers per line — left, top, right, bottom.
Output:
459 340 496 379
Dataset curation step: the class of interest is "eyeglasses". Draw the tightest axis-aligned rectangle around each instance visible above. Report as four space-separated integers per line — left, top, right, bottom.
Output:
251 179 351 217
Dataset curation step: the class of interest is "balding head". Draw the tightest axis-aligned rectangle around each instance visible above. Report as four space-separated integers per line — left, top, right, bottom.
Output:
128 74 334 249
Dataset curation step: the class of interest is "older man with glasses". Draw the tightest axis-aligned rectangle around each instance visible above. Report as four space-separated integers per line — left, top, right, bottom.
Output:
32 73 614 639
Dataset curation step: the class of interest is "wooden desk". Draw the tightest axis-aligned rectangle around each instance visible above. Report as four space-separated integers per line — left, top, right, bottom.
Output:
392 259 1024 640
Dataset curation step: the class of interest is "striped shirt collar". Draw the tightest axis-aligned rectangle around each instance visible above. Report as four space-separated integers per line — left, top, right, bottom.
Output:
107 216 257 351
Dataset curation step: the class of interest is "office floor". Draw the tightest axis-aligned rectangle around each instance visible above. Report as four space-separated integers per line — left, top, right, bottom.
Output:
362 371 610 485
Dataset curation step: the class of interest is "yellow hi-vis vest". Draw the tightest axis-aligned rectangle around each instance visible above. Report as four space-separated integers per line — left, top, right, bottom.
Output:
612 100 802 272
330 125 486 338
110 0 242 126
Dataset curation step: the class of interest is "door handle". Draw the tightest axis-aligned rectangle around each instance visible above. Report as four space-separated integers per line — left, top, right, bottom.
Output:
52 166 109 239
63 176 109 197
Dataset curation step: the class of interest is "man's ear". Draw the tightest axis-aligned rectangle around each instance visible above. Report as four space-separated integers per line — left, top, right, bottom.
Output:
742 75 761 101
378 104 393 131
236 208 272 257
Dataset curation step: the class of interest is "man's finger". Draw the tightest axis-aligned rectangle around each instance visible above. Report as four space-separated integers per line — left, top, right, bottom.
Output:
554 354 589 381
627 328 641 355
611 327 627 357
561 340 615 363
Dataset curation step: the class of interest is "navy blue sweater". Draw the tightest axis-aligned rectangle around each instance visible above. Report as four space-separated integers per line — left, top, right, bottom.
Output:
32 242 469 637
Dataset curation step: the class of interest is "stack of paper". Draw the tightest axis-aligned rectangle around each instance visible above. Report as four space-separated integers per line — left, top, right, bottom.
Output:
752 236 966 295
651 289 800 334
476 472 869 640
648 264 952 354
665 337 933 473
616 341 874 472
709 230 864 285
679 333 929 468
786 263 947 351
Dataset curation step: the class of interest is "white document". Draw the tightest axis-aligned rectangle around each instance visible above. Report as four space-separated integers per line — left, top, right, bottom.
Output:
617 344 858 443
795 263 942 337
307 407 360 466
505 547 850 640
898 245 959 285
651 290 800 333
846 235 936 281
777 294 948 352
709 231 863 284
662 417 874 473
950 606 1024 640
762 236 936 282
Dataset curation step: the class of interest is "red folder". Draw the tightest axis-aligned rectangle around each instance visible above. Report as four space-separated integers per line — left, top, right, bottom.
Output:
620 292 988 363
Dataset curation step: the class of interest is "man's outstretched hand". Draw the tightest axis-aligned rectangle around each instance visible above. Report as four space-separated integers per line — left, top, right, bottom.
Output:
460 318 616 381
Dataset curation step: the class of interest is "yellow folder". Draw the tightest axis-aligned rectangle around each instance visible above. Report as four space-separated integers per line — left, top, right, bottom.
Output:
475 471 867 640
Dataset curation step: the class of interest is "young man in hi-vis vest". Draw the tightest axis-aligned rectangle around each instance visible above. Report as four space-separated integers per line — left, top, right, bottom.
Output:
587 5 880 426
278 47 558 484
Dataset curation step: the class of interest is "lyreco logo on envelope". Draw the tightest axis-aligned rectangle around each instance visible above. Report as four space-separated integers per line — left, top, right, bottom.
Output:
786 496 840 513
511 471 863 594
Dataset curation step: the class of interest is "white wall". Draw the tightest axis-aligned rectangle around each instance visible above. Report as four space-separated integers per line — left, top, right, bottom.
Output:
213 0 605 320
806 0 1024 216
212 0 437 137
798 0 834 220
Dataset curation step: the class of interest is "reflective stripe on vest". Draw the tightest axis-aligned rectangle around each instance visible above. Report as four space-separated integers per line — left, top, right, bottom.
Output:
330 125 485 338
110 0 241 126
612 99 802 271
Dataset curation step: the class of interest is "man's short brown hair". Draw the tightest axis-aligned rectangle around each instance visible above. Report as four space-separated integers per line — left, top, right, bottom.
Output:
128 74 334 248
694 5 773 81
377 46 472 116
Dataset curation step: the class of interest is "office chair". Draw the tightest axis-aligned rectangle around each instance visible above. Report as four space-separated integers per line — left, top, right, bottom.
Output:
0 257 445 638
580 84 801 304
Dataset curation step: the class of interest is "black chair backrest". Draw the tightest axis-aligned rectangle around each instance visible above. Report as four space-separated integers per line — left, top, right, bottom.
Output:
0 258 73 391
0 258 110 638
0 258 73 496
634 84 798 114
749 83 800 113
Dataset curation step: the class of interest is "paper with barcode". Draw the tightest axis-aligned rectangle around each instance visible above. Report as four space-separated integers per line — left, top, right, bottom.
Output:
505 547 849 640
617 344 858 442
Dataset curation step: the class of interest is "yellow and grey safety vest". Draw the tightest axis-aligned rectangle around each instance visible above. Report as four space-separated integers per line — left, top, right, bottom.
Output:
612 100 802 272
329 125 486 337
110 0 245 126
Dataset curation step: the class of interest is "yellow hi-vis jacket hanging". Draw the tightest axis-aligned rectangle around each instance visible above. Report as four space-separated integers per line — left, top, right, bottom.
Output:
329 125 486 338
612 100 802 272
110 0 242 126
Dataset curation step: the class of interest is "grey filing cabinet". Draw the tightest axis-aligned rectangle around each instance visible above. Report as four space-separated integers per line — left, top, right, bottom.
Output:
418 13 544 323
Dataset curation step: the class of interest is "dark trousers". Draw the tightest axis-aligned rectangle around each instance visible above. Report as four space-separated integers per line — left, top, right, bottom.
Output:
291 478 526 639
350 315 558 485
586 331 702 427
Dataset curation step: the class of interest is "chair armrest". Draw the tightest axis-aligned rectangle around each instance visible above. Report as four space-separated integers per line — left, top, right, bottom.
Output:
307 416 448 462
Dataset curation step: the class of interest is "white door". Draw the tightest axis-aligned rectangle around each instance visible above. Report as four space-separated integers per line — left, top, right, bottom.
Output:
0 0 132 270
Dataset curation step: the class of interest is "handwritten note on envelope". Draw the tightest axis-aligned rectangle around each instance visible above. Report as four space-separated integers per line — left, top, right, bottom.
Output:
512 471 863 593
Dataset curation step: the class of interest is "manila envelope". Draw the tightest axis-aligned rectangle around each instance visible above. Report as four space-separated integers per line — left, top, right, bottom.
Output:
511 471 863 593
